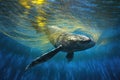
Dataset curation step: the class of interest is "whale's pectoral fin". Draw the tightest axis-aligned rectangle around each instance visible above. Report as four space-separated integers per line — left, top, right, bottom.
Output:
66 52 74 62
25 45 62 71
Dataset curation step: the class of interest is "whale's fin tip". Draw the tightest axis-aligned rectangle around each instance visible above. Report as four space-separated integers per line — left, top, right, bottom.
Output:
66 52 74 62
25 45 62 71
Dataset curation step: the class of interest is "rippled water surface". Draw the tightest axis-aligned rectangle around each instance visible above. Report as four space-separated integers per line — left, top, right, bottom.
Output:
0 0 120 80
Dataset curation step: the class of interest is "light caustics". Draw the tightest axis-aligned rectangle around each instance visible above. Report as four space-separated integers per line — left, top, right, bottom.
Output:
0 0 101 53
0 0 51 52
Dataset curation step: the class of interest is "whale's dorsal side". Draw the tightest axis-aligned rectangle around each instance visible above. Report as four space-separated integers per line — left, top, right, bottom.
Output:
25 45 62 71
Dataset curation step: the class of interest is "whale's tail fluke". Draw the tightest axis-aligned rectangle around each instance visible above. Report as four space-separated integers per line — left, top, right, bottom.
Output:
25 45 62 71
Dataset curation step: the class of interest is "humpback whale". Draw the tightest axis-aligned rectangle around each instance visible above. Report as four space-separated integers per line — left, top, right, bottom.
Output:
17 0 95 71
25 24 95 71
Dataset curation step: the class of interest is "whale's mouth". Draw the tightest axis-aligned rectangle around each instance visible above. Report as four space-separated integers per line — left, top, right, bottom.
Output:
86 39 91 43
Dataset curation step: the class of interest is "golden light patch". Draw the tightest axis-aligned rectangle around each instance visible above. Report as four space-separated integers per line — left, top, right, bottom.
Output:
38 22 46 27
19 0 31 9
36 16 46 21
19 0 46 9
36 16 47 28
31 0 46 5
37 10 47 16
23 11 30 15
19 0 47 31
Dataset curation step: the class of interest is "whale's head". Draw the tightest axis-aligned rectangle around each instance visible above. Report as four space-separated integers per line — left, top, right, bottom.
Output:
64 34 95 52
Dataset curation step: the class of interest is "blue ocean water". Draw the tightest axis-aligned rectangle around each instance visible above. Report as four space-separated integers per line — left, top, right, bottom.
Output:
0 0 120 80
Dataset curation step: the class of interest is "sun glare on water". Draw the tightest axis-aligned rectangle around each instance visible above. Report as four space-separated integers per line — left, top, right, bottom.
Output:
19 0 46 9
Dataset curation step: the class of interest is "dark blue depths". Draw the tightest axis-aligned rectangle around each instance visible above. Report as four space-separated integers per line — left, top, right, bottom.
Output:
0 0 120 80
